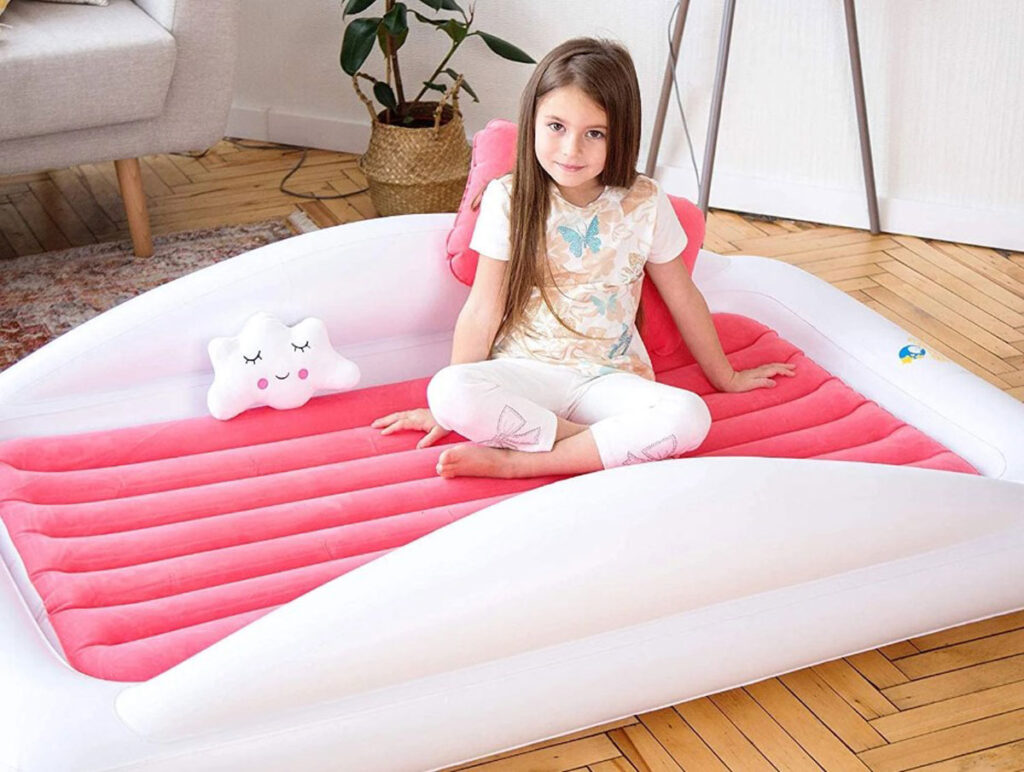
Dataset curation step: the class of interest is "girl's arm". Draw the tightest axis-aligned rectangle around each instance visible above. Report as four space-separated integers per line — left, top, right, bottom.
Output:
372 254 508 447
450 255 509 364
645 257 795 392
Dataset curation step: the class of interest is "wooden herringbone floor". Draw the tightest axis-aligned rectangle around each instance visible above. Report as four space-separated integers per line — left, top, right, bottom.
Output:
1 141 1023 771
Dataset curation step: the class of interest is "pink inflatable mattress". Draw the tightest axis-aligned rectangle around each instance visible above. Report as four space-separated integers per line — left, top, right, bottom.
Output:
0 314 977 682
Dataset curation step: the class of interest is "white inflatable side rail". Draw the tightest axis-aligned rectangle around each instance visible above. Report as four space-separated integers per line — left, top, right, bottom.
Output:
112 460 1024 739
692 253 1023 480
0 214 1021 771
0 215 468 440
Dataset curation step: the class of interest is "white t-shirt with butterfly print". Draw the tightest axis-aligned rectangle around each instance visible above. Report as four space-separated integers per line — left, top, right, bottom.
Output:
469 172 689 380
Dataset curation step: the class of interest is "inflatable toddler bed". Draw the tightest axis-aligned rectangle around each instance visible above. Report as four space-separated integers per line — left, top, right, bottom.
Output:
1 121 1023 771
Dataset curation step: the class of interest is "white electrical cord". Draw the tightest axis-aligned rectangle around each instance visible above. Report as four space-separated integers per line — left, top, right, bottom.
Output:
668 0 702 189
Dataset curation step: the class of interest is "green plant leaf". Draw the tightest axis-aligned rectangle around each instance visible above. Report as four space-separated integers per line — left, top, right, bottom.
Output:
440 18 467 43
411 9 445 26
377 20 408 53
343 0 377 17
443 68 478 102
418 0 464 12
373 81 399 111
341 17 382 75
382 2 408 36
421 81 446 94
474 31 535 63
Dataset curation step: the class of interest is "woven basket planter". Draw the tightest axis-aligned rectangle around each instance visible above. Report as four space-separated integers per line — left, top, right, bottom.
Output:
354 77 471 216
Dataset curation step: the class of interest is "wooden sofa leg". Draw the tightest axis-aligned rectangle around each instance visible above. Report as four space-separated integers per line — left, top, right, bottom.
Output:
114 158 154 257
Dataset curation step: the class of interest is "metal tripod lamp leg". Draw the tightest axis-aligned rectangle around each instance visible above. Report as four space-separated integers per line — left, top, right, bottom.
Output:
698 0 738 217
844 0 881 234
646 1 691 178
647 0 880 233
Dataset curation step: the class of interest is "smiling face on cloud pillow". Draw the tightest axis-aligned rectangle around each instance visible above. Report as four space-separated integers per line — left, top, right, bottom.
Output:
207 313 360 420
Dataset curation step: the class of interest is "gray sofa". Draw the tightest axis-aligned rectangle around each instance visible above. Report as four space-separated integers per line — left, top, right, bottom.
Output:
0 0 240 256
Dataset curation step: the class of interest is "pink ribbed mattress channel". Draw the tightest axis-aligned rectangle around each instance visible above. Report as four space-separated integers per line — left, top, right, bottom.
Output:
0 314 977 682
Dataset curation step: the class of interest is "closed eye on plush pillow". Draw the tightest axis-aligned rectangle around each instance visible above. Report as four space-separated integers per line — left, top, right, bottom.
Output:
444 119 706 357
207 313 360 420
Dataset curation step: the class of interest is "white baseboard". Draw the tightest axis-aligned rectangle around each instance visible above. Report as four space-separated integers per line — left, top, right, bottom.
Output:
656 165 1023 253
226 105 371 154
225 106 1023 252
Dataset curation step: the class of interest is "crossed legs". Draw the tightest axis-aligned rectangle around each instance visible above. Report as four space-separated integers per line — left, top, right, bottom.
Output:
427 359 711 479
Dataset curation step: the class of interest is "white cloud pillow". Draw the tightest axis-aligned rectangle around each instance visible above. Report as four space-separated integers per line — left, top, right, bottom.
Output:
207 313 360 420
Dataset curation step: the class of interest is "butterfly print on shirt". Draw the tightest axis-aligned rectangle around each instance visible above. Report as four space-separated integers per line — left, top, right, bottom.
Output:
557 215 602 258
607 325 633 358
589 292 619 316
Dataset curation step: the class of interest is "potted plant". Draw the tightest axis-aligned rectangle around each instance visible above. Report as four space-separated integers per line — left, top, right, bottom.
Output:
341 0 534 215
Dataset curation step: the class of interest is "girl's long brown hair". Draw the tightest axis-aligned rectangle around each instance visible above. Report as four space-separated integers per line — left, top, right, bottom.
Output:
496 38 643 343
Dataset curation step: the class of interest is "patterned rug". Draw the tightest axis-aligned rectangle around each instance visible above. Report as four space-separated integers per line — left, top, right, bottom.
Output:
0 220 295 372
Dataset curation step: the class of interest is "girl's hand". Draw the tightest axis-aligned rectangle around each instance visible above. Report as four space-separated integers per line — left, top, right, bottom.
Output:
371 408 452 448
721 363 796 392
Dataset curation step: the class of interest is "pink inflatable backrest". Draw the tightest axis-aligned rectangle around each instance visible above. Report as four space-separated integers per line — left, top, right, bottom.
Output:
444 119 706 357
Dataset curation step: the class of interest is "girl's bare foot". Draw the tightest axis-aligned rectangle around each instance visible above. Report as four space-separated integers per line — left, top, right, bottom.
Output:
435 425 602 479
436 444 517 479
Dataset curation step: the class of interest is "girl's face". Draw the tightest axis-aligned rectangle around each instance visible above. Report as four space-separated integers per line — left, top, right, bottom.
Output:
534 85 608 207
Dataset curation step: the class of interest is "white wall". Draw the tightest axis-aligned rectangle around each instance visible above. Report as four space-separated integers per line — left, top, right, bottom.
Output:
229 0 1024 251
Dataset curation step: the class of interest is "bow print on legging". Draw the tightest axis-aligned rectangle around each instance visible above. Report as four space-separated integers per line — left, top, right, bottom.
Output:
483 405 543 449
622 435 678 465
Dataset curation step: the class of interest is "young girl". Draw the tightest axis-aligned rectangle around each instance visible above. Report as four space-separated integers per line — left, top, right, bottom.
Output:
372 37 794 479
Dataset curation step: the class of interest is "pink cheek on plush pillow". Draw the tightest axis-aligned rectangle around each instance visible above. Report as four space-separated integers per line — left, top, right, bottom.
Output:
207 314 360 421
444 119 706 358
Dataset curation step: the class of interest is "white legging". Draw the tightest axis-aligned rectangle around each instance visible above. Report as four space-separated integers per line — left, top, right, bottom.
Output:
426 358 711 469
